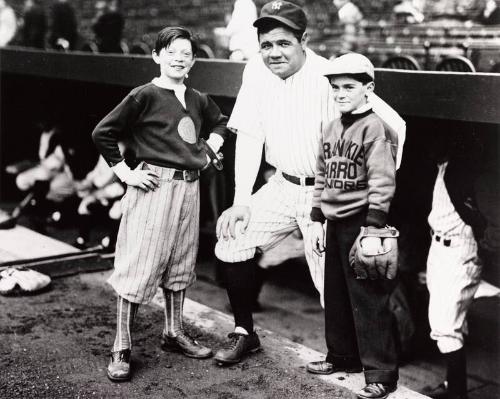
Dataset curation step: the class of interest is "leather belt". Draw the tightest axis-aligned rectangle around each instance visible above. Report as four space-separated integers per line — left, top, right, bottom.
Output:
431 230 451 247
282 172 315 186
172 169 200 182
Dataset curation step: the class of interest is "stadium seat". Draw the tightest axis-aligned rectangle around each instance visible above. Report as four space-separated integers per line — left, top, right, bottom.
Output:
436 56 476 72
382 55 421 70
197 44 215 59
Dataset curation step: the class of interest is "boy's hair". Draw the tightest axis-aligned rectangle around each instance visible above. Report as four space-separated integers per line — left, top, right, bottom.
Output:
257 19 305 43
154 27 199 56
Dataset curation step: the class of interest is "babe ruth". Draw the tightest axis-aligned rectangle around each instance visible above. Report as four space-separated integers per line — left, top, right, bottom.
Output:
214 0 406 366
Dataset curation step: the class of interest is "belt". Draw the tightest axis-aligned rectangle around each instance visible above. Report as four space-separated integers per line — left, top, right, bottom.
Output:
172 169 200 182
282 172 315 186
431 230 451 247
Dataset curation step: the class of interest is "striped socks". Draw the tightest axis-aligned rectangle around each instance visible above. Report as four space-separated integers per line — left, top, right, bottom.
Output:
112 296 139 352
163 289 185 337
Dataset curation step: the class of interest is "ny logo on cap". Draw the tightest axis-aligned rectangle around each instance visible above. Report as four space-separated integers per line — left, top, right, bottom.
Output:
271 1 283 10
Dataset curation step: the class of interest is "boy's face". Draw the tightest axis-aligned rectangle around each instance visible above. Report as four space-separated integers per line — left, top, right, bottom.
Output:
328 75 374 114
152 38 195 84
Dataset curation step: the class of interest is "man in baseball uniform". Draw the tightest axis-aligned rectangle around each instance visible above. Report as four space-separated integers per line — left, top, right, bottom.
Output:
214 0 406 365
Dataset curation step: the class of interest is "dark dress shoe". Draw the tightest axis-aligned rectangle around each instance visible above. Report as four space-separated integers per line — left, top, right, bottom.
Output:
214 332 261 365
161 331 212 359
420 381 467 399
107 349 131 382
355 383 397 399
306 360 363 374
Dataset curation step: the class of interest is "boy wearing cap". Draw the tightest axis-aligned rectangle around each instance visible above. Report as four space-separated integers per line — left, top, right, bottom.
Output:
308 53 400 399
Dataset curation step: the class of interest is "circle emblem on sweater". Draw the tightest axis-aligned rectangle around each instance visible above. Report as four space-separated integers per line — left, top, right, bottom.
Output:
177 116 196 144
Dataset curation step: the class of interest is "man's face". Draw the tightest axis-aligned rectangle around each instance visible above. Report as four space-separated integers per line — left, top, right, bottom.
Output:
259 27 306 79
329 76 373 113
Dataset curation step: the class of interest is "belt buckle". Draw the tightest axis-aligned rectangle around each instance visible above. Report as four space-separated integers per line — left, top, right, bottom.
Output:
183 170 197 182
299 176 306 186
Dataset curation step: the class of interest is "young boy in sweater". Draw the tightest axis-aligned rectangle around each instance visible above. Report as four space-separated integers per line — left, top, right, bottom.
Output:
308 53 400 399
92 26 228 382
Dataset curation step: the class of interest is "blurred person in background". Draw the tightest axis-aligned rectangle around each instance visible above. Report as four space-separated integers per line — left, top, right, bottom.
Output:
477 0 500 25
393 0 425 24
49 0 78 51
333 0 364 54
92 0 124 53
224 0 259 61
20 0 47 49
0 0 16 47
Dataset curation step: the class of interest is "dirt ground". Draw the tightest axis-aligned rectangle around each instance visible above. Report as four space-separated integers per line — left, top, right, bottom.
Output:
0 272 352 399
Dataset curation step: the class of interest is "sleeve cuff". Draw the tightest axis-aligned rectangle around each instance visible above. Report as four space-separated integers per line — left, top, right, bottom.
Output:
207 133 224 152
365 209 387 227
310 207 326 223
111 160 132 182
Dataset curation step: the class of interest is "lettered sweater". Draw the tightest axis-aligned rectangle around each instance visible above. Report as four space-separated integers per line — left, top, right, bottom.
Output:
310 108 398 227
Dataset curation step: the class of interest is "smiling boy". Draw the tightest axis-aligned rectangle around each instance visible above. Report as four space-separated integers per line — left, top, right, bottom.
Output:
309 53 400 399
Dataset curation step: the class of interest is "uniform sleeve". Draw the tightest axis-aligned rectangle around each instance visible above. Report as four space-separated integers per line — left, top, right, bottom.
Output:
227 60 265 143
364 121 398 227
311 134 326 223
92 94 142 167
200 93 229 140
368 92 406 169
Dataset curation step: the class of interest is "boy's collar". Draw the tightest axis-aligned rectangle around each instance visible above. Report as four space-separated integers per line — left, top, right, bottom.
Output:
340 105 373 125
152 77 186 92
351 103 372 114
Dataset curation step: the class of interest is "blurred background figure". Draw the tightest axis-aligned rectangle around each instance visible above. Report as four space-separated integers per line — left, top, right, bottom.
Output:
393 0 425 24
224 0 259 61
20 0 47 49
477 0 500 25
333 0 363 27
48 0 79 51
92 0 125 53
0 0 16 47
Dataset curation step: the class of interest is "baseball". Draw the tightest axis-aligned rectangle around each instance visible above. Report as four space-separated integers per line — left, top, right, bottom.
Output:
361 236 382 255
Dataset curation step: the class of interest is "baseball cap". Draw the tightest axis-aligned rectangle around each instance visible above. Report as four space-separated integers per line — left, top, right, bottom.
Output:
323 53 375 80
253 1 307 31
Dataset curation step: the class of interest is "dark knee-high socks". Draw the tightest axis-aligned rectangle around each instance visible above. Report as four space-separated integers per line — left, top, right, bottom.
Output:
445 348 467 397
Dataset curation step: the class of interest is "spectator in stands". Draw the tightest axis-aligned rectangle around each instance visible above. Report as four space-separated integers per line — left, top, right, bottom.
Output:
333 0 363 27
477 0 500 25
20 0 47 49
49 0 79 51
92 0 124 53
0 0 17 47
393 0 425 24
224 0 259 61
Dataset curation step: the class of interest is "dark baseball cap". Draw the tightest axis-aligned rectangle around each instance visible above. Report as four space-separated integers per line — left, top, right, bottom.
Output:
253 1 307 31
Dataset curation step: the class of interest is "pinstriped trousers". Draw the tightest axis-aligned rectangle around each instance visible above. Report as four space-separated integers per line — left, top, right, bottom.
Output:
215 172 325 305
426 228 482 354
108 163 200 304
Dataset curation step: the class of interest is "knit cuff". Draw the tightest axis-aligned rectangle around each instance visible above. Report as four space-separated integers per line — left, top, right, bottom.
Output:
365 209 387 227
310 207 326 223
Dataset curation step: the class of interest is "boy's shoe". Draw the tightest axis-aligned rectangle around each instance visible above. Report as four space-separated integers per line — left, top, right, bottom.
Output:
161 331 212 359
214 332 261 365
306 360 362 375
420 381 467 399
355 383 397 399
107 349 131 382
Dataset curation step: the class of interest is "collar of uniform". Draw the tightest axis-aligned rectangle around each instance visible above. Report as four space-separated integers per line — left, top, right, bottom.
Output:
152 77 186 93
340 108 373 126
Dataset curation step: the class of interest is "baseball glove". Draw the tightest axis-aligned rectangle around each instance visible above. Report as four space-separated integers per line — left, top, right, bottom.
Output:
349 226 399 280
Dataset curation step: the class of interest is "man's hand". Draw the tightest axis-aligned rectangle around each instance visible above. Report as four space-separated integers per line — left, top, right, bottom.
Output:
310 222 325 256
216 205 251 240
124 169 160 192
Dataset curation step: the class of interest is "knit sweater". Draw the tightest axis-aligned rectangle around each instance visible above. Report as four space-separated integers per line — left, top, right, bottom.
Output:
92 83 228 171
311 109 398 227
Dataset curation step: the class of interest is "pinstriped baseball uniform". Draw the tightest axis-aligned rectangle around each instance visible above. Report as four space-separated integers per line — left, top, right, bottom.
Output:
108 163 200 304
215 48 406 302
426 162 482 354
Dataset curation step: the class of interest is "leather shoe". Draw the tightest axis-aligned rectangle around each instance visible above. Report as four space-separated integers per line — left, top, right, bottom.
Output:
107 349 131 382
161 331 212 359
306 360 362 375
420 381 467 399
214 332 261 365
355 383 397 399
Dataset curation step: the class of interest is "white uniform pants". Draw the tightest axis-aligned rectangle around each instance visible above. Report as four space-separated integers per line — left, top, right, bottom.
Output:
215 173 324 304
426 229 482 353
